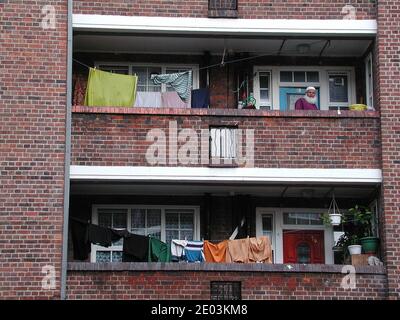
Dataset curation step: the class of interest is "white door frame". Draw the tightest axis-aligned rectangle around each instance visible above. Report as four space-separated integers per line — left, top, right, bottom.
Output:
256 207 334 264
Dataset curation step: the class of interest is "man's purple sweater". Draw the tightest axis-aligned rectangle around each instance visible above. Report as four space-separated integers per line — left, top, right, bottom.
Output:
295 98 318 110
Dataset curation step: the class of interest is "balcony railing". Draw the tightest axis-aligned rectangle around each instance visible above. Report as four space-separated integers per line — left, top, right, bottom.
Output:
208 0 238 18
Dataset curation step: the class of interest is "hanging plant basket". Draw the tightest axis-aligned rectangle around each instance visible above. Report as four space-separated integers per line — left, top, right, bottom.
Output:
329 213 342 226
327 194 342 226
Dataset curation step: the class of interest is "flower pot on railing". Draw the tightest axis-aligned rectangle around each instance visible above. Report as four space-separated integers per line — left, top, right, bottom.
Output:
360 236 379 254
348 244 362 255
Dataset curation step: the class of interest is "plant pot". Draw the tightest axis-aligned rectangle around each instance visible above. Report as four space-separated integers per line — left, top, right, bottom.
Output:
329 213 342 226
360 237 379 254
348 245 362 255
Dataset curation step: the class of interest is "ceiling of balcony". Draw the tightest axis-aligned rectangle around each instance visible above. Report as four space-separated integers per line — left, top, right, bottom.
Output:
70 181 378 200
73 34 373 57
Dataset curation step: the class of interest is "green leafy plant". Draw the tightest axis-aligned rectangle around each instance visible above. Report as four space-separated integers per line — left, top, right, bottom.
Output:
347 205 374 237
320 212 332 226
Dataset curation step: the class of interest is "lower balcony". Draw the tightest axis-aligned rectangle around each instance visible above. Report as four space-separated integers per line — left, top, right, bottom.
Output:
66 262 386 299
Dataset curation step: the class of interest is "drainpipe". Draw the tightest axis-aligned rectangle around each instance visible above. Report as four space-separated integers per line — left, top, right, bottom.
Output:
61 0 73 300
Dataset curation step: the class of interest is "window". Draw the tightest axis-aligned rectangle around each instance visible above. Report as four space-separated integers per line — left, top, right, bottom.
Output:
280 71 319 83
94 208 128 263
131 66 162 92
131 208 161 239
283 212 323 225
165 209 195 243
98 65 129 75
328 72 350 110
257 71 272 109
96 63 199 93
210 126 238 164
261 214 273 245
91 205 200 262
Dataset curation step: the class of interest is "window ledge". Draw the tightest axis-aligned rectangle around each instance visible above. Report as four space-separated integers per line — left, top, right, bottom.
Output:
67 262 386 275
72 106 379 119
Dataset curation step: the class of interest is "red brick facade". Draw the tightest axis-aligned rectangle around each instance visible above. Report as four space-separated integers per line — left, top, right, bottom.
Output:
71 108 381 169
73 0 376 19
0 0 67 299
376 0 400 299
67 264 387 300
3 0 400 301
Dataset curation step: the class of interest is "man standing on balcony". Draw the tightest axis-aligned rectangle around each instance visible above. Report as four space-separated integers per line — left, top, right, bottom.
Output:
295 86 318 110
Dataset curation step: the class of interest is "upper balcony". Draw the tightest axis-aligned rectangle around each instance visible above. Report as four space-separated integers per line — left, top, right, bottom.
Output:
72 15 378 113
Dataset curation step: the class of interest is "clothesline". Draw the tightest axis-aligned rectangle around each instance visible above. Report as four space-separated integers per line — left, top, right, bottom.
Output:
72 40 328 74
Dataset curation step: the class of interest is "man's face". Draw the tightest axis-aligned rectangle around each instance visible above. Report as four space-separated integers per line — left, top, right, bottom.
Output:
306 90 316 97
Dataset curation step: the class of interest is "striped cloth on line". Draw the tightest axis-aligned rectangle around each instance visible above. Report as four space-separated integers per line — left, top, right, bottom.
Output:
151 71 192 102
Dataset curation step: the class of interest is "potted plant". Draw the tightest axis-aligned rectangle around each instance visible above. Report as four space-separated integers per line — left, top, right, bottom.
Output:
346 235 362 255
324 194 342 226
333 233 361 264
348 205 379 254
321 212 341 226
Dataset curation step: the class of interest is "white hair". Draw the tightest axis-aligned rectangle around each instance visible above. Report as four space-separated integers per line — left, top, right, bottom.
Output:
304 94 317 104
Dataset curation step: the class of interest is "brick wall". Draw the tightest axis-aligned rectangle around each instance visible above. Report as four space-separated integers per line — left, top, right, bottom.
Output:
73 0 376 19
71 110 381 169
0 0 67 299
67 264 387 300
376 0 400 299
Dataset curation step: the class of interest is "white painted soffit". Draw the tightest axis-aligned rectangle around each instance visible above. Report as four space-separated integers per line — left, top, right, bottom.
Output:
70 166 382 184
73 14 377 37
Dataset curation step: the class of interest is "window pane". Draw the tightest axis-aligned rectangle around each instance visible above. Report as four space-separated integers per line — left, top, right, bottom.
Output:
98 213 112 228
262 215 273 231
147 209 161 227
294 72 306 82
260 90 269 101
283 213 323 225
283 213 297 224
329 75 348 103
181 230 193 241
307 72 319 82
131 209 146 229
112 251 123 262
149 231 161 239
310 213 323 225
96 251 111 263
259 73 269 88
166 212 179 229
180 212 194 229
166 230 179 244
113 213 127 229
99 65 129 75
132 66 161 92
296 213 310 225
98 209 127 228
280 71 292 82
297 243 311 264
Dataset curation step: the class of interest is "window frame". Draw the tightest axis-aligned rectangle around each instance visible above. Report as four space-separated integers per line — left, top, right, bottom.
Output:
95 61 200 93
91 204 200 263
253 66 356 111
253 70 272 109
327 71 352 110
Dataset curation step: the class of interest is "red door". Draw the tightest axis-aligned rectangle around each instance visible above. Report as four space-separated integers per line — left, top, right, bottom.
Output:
283 230 325 264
